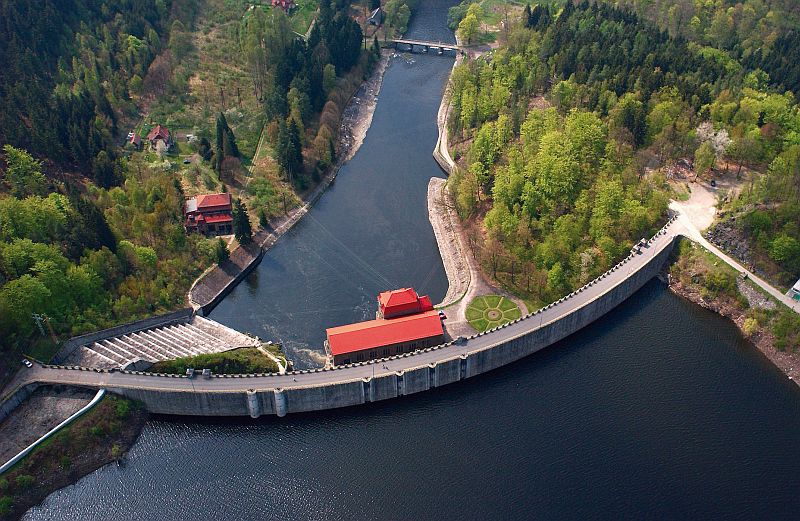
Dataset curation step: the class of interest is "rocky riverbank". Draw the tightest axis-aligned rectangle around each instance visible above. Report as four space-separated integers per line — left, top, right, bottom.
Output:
0 394 147 520
668 239 800 383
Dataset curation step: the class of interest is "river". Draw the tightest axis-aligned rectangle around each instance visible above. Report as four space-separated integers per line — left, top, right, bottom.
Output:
206 9 456 368
24 1 800 519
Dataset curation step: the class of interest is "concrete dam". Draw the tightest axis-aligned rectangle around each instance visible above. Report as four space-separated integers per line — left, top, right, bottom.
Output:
7 218 681 418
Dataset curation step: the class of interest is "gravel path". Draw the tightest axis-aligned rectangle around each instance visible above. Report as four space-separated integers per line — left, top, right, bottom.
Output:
0 386 94 466
427 178 528 338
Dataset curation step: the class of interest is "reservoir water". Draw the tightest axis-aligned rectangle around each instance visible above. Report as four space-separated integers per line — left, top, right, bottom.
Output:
25 1 800 518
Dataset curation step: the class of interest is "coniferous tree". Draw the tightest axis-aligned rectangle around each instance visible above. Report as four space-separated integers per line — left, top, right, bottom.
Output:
232 198 253 245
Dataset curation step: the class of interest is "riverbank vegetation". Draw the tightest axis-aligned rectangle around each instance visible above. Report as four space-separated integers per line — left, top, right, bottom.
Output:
0 147 218 380
148 347 280 374
446 1 800 311
0 395 146 520
670 238 800 352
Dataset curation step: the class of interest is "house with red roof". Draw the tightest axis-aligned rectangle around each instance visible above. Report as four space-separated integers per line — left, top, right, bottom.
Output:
377 287 434 319
128 133 143 150
324 288 443 366
184 193 233 235
146 124 174 151
272 0 295 11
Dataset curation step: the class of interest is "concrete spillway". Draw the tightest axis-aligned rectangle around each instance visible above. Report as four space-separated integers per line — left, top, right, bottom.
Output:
61 315 259 370
6 219 681 417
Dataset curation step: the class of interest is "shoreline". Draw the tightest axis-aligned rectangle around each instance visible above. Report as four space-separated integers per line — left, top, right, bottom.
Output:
188 52 391 313
2 53 392 519
668 277 800 383
1 394 147 520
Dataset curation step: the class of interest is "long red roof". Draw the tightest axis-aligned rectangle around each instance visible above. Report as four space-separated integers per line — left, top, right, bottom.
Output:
204 214 233 224
326 310 443 355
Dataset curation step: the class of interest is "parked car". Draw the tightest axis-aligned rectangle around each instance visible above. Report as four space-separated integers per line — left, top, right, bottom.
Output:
21 359 32 368
183 158 191 164
438 310 447 320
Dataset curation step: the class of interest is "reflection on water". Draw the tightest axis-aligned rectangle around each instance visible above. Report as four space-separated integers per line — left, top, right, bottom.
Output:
26 1 800 519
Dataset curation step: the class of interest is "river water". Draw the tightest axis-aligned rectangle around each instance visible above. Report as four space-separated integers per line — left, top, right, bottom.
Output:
25 2 800 519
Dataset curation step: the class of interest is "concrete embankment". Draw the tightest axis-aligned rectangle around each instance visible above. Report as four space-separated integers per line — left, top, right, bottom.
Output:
428 178 470 308
13 219 681 417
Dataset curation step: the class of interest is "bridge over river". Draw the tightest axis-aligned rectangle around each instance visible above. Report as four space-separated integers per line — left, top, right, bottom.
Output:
4 217 683 418
388 38 465 54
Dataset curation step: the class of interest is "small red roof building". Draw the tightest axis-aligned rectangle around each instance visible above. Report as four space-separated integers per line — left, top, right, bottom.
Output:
146 124 174 150
185 193 233 235
377 287 434 319
271 0 295 11
129 134 142 149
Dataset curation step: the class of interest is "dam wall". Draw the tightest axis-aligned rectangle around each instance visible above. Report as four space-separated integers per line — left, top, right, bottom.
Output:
74 228 678 417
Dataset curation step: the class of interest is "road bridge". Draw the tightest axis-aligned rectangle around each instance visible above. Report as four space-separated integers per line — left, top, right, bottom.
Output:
5 218 683 418
388 38 464 54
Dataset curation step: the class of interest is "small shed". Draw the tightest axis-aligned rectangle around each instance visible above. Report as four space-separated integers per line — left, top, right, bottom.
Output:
790 278 800 301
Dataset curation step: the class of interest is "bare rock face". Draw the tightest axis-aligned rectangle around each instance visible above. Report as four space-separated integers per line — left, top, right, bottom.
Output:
704 217 754 268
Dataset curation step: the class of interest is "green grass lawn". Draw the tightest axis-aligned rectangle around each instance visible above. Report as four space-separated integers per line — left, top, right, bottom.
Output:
148 347 279 374
466 295 522 332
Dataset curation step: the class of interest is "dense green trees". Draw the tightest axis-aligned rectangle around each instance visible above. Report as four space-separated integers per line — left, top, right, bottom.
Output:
241 1 368 188
0 0 189 169
232 199 253 245
0 147 216 356
447 1 800 302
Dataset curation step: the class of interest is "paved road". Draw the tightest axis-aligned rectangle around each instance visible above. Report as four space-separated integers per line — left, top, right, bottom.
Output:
7 220 680 396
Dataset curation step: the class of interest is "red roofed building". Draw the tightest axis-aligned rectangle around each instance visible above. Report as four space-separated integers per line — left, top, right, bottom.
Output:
377 287 434 319
325 310 444 366
129 133 143 150
272 0 295 11
184 193 233 235
146 124 174 151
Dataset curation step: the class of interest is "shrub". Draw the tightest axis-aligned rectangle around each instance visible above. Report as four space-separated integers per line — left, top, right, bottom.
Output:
0 496 12 516
742 317 759 336
0 478 7 491
702 270 736 298
15 475 35 490
115 398 130 419
773 312 800 351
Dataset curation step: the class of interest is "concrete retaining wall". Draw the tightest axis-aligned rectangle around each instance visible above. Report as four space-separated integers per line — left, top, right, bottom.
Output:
0 383 40 424
53 308 194 363
196 248 265 316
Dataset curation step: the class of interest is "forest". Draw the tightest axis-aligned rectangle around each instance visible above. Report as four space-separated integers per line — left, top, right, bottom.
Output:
240 0 373 190
0 0 200 181
448 1 800 308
